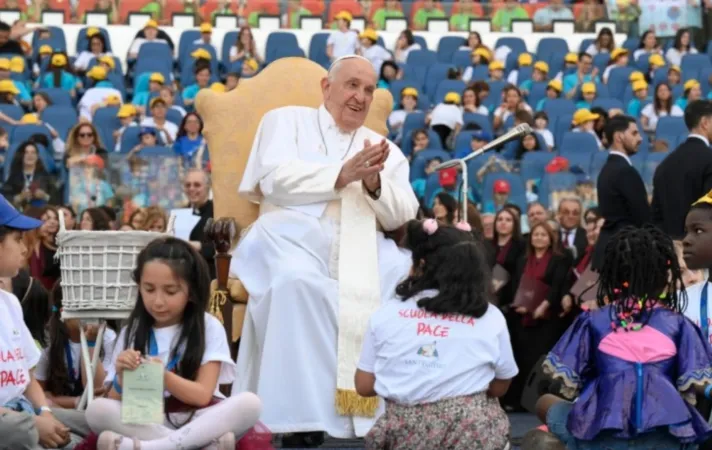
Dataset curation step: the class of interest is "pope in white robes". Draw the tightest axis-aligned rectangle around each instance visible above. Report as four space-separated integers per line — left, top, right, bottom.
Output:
230 56 418 439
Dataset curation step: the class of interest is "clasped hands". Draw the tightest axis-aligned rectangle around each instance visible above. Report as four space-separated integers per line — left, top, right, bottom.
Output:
335 139 389 191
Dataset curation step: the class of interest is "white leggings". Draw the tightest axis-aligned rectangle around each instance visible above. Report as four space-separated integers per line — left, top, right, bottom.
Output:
86 393 262 450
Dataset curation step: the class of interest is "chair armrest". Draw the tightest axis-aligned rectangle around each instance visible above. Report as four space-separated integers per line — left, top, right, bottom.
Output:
210 278 249 304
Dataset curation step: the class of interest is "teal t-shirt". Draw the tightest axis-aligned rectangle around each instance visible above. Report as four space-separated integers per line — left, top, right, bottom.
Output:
676 97 688 110
563 73 599 94
132 91 150 108
626 98 643 117
41 71 78 93
182 84 202 102
576 101 592 110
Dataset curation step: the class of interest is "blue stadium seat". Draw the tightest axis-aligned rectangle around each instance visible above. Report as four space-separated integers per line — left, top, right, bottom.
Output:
481 171 527 212
92 106 121 151
536 38 569 75
454 130 488 156
437 36 465 63
10 124 53 148
221 31 239 68
634 52 651 72
270 46 306 64
413 36 428 51
389 81 430 110
120 127 144 153
401 112 427 145
451 50 472 69
516 66 533 84
622 37 639 55
38 88 73 107
526 81 548 107
137 145 175 158
135 42 173 77
41 106 77 141
591 98 625 112
433 80 466 104
0 104 24 122
407 49 438 67
180 44 219 85
462 113 493 136
87 56 124 76
484 81 506 109
592 53 610 75
494 37 526 56
543 98 577 118
681 53 712 82
579 38 594 53
308 33 330 69
520 151 555 183
425 63 456 97
655 116 687 139
32 27 66 54
552 114 574 146
607 66 636 99
640 152 668 190
465 65 489 83
401 128 442 157
410 149 451 181
589 151 609 180
538 172 578 209
700 67 712 96
265 32 299 64
177 30 202 66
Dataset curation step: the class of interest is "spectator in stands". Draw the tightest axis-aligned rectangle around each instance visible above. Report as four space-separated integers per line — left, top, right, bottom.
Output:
31 44 51 77
626 80 650 117
676 79 702 111
39 53 81 98
450 0 482 31
357 29 391 74
488 206 524 304
584 27 615 57
229 26 262 65
78 207 112 231
371 0 404 30
526 202 549 231
633 30 662 61
388 87 419 143
648 53 666 81
132 72 164 114
0 21 23 55
173 112 206 168
240 58 260 77
462 85 488 116
572 109 603 149
194 23 216 55
462 47 491 83
182 168 215 276
556 197 586 264
652 100 712 239
64 122 108 167
553 52 578 82
411 156 441 202
533 112 554 150
127 19 166 60
668 65 682 87
666 28 698 67
432 192 457 225
460 31 486 52
533 0 574 32
78 66 121 120
74 28 110 72
491 0 529 32
507 53 533 86
327 11 359 62
23 205 59 290
139 205 167 232
413 0 445 30
488 61 505 82
0 58 29 107
225 72 240 92
494 85 532 131
0 79 19 109
601 48 629 83
127 127 159 158
377 60 399 89
454 130 488 159
113 104 138 152
519 61 549 97
410 128 430 159
20 113 64 158
57 205 75 230
564 52 599 99
159 86 186 117
3 141 54 209
536 79 562 111
394 29 421 64
515 132 542 160
141 98 178 144
127 208 145 230
429 92 463 148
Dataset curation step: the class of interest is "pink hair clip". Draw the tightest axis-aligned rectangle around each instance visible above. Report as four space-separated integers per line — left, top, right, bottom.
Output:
423 218 438 235
455 221 472 232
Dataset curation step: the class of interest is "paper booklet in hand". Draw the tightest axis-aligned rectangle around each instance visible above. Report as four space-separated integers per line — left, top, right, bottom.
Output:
571 266 599 304
513 275 550 312
492 264 510 294
121 361 165 425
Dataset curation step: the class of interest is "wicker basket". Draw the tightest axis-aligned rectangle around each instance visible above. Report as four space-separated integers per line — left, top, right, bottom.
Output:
55 212 169 320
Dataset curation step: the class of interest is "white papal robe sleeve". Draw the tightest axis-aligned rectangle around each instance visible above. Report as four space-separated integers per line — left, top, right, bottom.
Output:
239 108 343 207
363 141 419 231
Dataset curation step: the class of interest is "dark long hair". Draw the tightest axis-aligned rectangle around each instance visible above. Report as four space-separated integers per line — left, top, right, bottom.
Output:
597 225 686 323
45 280 80 396
9 141 47 182
653 82 674 115
81 207 111 231
13 268 50 347
125 237 211 424
396 220 491 318
48 51 73 89
176 112 204 140
433 192 457 224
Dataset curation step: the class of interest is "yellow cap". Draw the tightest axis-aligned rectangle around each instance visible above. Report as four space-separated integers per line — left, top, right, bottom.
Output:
518 53 533 67
51 53 67 67
38 44 52 55
610 48 628 60
533 61 549 73
199 22 212 33
649 54 665 68
565 52 578 64
581 82 597 94
632 80 648 92
210 82 226 92
335 11 353 22
10 56 23 73
0 80 19 94
86 27 100 37
669 65 681 73
629 71 645 83
488 60 504 71
191 48 211 60
572 108 600 126
149 72 165 84
684 79 700 91
99 55 115 70
244 58 258 71
401 87 418 98
20 113 38 124
472 47 491 61
444 92 461 104
693 189 712 206
104 94 121 105
547 79 562 92
117 104 137 118
149 97 166 108
144 19 158 29
0 58 10 71
359 28 378 42
86 65 107 80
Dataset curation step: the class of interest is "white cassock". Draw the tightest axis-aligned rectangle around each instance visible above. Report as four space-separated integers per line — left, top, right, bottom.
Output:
230 105 418 438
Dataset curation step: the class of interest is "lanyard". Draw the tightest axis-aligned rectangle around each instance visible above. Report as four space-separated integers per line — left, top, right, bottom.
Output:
64 343 78 386
148 329 181 372
702 280 709 340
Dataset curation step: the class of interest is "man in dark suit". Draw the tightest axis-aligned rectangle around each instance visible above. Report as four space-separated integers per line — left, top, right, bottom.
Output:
557 198 587 264
592 115 651 270
652 100 712 239
183 168 216 278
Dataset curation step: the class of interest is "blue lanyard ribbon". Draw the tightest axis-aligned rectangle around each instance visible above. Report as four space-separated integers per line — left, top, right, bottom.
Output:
64 343 78 386
148 329 181 372
702 280 709 341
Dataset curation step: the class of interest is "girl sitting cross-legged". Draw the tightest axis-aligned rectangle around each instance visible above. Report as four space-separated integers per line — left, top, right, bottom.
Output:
86 237 262 450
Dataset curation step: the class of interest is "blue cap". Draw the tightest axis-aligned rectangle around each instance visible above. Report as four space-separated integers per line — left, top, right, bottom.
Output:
471 130 492 142
139 127 156 136
0 196 42 230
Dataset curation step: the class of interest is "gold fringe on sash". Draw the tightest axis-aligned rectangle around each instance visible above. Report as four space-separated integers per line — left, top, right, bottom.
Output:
335 389 379 417
208 290 227 324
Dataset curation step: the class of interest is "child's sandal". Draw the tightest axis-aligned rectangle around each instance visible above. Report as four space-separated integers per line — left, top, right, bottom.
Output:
97 431 141 450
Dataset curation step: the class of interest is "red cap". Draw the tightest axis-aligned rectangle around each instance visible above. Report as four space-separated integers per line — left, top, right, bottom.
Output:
438 167 457 188
84 154 105 170
545 156 569 174
493 179 510 194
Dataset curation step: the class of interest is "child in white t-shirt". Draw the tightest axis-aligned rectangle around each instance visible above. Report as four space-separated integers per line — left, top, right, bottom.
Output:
429 92 464 149
87 237 262 450
356 218 518 450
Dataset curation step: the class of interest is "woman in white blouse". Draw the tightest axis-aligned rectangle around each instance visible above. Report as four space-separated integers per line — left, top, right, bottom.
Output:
640 82 684 132
462 86 489 116
665 28 697 67
493 85 532 131
74 33 111 73
584 27 614 57
633 30 662 62
394 29 421 64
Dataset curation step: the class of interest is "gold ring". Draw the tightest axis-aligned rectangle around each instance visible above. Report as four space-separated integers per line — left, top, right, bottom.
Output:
365 160 370 168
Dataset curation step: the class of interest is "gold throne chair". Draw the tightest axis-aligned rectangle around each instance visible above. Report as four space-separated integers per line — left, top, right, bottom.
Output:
195 57 395 351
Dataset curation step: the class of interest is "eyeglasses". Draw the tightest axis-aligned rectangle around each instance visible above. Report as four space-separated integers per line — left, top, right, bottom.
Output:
184 182 202 188
78 132 94 138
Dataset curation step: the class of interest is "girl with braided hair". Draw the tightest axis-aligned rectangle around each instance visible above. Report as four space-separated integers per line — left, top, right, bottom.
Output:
536 224 712 449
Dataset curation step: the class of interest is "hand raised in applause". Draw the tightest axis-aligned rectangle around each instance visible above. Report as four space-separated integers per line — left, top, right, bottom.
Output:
335 139 388 189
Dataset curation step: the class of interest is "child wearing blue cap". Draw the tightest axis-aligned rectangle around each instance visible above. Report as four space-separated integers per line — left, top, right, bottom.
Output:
0 196 89 448
455 130 491 159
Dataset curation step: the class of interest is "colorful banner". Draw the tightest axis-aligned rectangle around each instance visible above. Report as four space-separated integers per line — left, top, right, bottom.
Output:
637 0 687 37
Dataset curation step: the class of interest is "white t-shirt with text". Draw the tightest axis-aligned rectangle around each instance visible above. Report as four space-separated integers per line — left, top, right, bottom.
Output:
430 103 464 130
683 280 712 344
358 290 518 405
